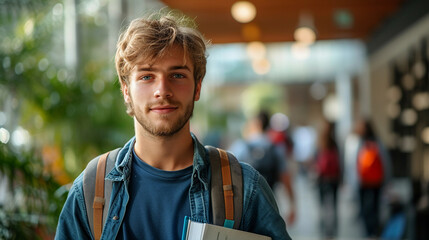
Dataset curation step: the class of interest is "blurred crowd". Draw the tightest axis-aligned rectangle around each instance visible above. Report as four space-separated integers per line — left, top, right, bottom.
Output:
215 110 409 240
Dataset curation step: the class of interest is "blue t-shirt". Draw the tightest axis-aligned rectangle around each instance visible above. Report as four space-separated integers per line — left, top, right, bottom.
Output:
117 148 193 239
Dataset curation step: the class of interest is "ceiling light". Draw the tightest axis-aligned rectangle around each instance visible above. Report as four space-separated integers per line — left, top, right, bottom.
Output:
294 13 317 45
294 27 316 45
252 58 270 75
246 41 266 60
231 1 256 23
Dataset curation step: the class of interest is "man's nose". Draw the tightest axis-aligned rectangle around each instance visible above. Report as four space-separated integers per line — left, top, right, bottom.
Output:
153 77 173 98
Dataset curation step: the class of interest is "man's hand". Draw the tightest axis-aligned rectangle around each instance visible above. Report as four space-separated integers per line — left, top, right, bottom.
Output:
286 206 296 225
281 172 296 225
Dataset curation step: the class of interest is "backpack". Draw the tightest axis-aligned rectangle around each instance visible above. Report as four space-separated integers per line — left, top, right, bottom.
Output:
317 148 340 179
246 142 279 188
82 146 243 240
357 141 384 186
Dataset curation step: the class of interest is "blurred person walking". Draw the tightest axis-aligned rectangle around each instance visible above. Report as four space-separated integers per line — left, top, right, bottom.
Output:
55 12 291 240
230 110 296 225
268 113 295 161
355 119 391 238
313 120 341 239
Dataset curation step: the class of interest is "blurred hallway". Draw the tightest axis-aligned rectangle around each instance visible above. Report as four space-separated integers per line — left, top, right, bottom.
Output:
2 0 429 239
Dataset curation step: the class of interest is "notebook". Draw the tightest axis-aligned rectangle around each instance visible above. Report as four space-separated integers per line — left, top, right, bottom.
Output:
182 217 271 240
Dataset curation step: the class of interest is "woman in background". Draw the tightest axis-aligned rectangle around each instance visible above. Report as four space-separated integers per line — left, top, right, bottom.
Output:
314 120 341 239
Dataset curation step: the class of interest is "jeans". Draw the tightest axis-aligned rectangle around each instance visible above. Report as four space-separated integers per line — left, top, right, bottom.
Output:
318 178 339 238
359 186 381 237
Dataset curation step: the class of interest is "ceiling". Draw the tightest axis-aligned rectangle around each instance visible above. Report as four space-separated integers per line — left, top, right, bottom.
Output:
160 0 406 44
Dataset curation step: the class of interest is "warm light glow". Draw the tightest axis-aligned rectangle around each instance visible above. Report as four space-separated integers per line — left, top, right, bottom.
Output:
294 26 316 45
294 13 317 45
252 58 270 75
246 41 266 60
422 127 429 144
412 92 429 110
241 23 260 41
401 108 418 126
231 1 256 23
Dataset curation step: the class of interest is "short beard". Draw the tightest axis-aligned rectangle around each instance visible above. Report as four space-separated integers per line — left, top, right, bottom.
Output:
135 100 194 137
128 83 198 137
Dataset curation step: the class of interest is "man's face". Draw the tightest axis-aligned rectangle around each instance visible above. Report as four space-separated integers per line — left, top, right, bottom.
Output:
123 45 201 137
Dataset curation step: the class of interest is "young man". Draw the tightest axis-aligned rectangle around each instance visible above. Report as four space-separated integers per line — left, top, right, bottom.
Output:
55 12 291 240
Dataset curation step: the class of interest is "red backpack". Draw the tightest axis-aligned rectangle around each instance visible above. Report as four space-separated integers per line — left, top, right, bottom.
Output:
357 141 384 186
317 148 340 179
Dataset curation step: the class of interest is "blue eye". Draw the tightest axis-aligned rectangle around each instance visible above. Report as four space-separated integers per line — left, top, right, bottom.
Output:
173 73 185 79
140 75 152 81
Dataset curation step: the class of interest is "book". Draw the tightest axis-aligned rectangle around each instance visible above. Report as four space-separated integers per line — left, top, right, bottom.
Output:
182 217 272 240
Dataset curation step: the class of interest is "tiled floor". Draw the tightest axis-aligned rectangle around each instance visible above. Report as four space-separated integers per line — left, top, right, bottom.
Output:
275 173 367 240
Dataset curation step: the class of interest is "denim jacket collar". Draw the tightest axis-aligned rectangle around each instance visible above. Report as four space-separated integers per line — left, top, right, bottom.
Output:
106 133 209 188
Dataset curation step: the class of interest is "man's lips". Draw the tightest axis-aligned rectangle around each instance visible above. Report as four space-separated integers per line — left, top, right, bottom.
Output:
150 105 178 114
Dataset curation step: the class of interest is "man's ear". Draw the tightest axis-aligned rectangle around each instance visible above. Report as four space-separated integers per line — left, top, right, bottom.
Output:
194 79 202 101
121 82 131 103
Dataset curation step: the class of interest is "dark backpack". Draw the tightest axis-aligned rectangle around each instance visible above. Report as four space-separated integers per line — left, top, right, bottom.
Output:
357 141 384 186
82 146 243 240
246 142 280 188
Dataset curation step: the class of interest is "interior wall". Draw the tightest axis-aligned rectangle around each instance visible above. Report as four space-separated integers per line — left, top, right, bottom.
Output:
285 83 324 127
369 13 429 178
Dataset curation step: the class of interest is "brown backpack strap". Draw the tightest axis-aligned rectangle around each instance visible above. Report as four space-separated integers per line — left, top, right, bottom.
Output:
218 148 234 223
93 152 109 240
227 150 243 229
83 148 120 239
207 146 242 229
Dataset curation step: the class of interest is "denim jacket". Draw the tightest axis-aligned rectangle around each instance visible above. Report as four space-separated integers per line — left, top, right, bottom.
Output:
55 134 291 240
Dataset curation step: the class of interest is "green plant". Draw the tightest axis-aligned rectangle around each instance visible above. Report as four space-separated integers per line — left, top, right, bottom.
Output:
0 144 68 239
0 0 132 238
